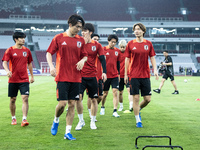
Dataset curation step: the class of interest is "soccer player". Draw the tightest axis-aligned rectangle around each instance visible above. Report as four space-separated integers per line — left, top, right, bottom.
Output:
100 34 121 117
75 24 107 130
87 33 103 120
46 14 87 140
118 40 133 113
2 31 34 127
153 50 179 94
124 23 159 128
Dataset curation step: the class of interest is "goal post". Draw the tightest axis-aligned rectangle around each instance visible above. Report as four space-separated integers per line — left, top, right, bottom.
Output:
41 62 55 74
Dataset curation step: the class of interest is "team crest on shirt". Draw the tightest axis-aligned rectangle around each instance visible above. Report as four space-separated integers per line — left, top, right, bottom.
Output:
144 45 149 50
91 46 96 51
115 51 118 56
77 41 82 48
23 52 27 57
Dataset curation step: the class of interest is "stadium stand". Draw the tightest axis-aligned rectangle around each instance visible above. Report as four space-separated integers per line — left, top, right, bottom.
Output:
35 51 56 68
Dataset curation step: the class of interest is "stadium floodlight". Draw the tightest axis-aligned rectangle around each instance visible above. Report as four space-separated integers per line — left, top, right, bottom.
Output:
180 8 188 15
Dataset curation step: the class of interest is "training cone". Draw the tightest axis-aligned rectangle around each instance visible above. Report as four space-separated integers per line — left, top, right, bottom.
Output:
195 98 200 101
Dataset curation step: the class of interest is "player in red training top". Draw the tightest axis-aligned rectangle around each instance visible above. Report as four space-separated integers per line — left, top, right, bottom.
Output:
100 34 121 117
118 40 133 113
124 23 159 128
46 14 87 140
2 31 34 127
75 23 107 130
87 33 103 121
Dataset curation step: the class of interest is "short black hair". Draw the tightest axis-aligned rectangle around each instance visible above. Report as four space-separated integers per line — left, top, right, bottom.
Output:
68 14 85 27
13 31 26 43
108 34 118 42
82 23 94 33
91 33 100 39
163 50 168 53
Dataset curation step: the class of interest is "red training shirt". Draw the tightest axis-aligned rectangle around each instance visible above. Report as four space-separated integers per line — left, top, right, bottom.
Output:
81 40 104 77
2 46 33 83
125 39 156 78
104 46 120 78
119 51 130 78
47 32 87 83
96 57 102 80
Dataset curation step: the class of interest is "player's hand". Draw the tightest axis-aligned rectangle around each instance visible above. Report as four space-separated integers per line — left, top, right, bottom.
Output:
30 77 34 83
102 73 107 82
124 75 128 84
50 67 56 77
76 59 85 71
7 71 12 78
154 69 159 80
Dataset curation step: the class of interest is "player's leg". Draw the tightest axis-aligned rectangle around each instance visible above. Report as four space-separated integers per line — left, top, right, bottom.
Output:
118 78 124 111
19 82 30 127
127 87 133 112
130 78 142 127
170 76 179 94
87 97 92 117
8 83 18 125
90 98 98 129
111 77 120 117
97 79 103 104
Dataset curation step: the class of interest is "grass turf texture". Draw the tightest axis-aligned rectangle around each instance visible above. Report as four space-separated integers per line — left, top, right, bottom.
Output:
0 76 199 150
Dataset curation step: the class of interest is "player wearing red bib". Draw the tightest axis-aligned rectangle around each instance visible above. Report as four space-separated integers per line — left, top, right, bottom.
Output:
2 31 34 127
46 14 87 140
124 23 159 128
75 23 107 130
100 34 121 117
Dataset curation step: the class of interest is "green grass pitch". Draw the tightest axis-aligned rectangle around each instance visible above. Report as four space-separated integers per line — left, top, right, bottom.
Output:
0 75 199 150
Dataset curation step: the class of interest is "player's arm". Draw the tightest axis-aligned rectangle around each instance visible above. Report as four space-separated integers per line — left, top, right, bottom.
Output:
99 55 107 82
76 56 88 71
28 63 34 83
2 61 12 78
124 57 130 84
46 52 56 77
162 62 172 66
150 56 159 80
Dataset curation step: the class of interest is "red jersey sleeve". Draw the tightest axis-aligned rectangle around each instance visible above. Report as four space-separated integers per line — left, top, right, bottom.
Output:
46 35 59 55
125 42 131 58
149 41 156 57
117 49 121 61
28 50 33 64
2 48 11 62
97 43 104 56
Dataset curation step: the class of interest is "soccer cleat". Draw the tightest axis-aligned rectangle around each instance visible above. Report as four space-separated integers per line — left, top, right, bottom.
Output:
136 122 143 128
112 112 120 118
75 121 85 130
118 107 123 111
123 110 132 114
172 90 179 94
64 133 76 140
11 118 17 125
153 89 160 93
100 108 105 115
51 121 59 135
139 112 142 121
90 121 97 130
21 119 29 127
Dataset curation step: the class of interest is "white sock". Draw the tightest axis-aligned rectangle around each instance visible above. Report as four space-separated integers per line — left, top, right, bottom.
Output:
78 114 83 122
66 125 72 134
22 116 27 121
12 116 16 120
54 117 59 123
119 103 123 108
129 102 133 109
91 116 96 122
135 115 141 123
88 109 91 118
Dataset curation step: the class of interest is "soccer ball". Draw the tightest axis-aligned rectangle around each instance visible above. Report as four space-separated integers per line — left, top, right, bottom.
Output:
184 79 187 83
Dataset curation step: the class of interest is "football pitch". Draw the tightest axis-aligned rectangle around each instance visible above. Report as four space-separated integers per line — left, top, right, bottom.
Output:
0 75 199 150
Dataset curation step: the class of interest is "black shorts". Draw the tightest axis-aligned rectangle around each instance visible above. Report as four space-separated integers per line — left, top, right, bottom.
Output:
80 77 98 99
8 82 29 97
98 79 103 96
56 82 80 101
163 72 174 81
103 77 119 91
119 78 130 91
130 78 151 96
